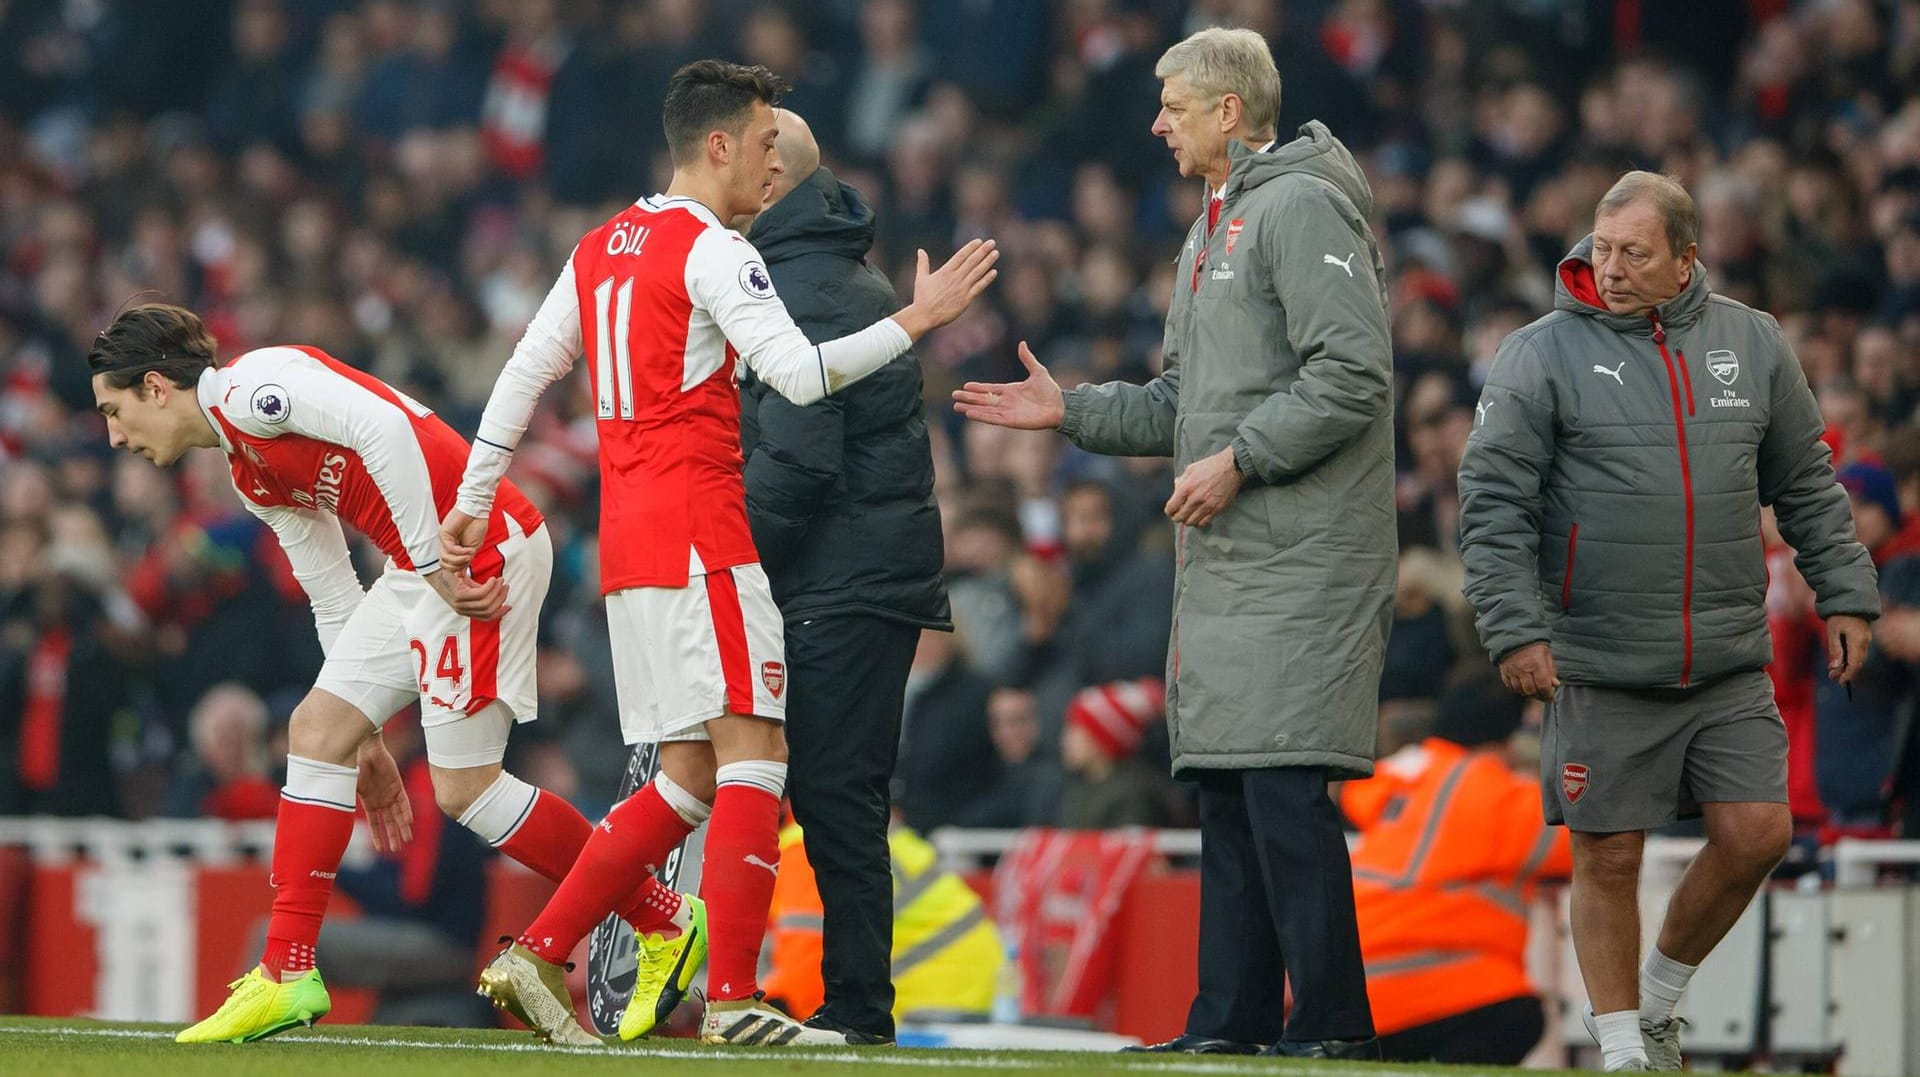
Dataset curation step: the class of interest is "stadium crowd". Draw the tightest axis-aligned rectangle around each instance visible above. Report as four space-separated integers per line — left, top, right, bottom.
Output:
1 0 1918 849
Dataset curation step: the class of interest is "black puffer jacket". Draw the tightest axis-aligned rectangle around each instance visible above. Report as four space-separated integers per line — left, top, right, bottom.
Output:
741 167 950 629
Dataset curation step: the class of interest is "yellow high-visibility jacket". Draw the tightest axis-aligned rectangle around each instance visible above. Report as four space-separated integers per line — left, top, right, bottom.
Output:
763 823 1003 1020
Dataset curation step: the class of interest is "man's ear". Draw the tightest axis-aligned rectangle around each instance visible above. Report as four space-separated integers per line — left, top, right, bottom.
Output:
143 370 167 402
1218 92 1243 134
708 128 731 167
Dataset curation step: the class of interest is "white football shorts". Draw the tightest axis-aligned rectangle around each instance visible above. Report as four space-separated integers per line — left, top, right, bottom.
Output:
314 518 550 768
605 559 787 745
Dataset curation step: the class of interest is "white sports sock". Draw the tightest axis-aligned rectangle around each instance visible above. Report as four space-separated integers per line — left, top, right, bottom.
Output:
714 759 787 798
283 755 358 811
1596 1009 1650 1070
1640 948 1697 1023
456 771 539 845
654 772 713 827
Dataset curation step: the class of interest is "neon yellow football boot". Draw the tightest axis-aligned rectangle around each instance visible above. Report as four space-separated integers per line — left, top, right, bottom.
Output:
176 967 331 1044
618 894 708 1041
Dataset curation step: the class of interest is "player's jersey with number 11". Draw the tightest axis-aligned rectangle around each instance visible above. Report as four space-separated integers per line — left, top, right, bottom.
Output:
564 195 797 590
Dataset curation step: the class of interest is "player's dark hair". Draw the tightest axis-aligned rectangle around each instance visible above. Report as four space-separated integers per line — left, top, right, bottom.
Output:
661 60 789 166
86 302 217 393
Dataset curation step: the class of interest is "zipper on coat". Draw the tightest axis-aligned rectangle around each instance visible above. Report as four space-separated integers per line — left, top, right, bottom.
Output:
1561 522 1580 610
1652 313 1694 686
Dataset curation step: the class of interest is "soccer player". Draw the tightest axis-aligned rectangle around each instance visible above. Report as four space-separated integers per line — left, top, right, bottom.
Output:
86 304 699 1045
441 60 996 1047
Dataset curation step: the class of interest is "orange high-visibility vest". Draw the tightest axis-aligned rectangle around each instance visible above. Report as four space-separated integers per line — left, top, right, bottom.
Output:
1341 738 1572 1034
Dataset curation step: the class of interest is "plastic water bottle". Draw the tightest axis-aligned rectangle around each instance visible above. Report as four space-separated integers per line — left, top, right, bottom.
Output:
991 939 1023 1024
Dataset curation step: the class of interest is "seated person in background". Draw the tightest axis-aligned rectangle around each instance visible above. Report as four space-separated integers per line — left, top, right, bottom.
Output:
1340 676 1570 1065
1057 678 1175 829
764 810 1003 1023
164 682 281 820
951 686 1060 828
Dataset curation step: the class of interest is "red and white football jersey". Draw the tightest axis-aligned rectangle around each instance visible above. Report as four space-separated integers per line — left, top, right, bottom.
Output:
458 194 910 593
198 346 543 646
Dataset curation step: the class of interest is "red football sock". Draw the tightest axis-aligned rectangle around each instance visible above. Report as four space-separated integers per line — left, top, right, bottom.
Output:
700 775 783 1001
262 756 358 980
494 787 679 931
517 782 693 962
633 875 684 931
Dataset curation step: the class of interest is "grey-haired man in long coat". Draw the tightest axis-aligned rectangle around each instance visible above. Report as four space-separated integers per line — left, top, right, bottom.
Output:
955 27 1393 1059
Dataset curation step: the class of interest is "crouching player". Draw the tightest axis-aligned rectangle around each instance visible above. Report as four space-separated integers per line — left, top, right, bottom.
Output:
88 304 704 1044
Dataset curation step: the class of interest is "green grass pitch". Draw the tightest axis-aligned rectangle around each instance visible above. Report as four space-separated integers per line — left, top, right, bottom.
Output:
0 1016 1612 1077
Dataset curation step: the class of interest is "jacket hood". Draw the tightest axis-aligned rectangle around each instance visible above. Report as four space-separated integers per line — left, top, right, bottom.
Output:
1554 233 1712 334
747 166 875 264
1221 121 1373 217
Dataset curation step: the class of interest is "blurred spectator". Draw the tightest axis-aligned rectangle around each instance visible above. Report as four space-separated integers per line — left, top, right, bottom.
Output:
0 508 140 817
356 2 488 142
1381 546 1468 703
1764 508 1828 830
1341 677 1569 1064
1394 371 1473 553
162 682 278 821
204 0 302 156
1840 460 1905 563
478 0 570 182
895 629 997 833
842 0 931 163
1812 462 1915 830
952 686 1061 828
1017 478 1172 730
1057 678 1174 829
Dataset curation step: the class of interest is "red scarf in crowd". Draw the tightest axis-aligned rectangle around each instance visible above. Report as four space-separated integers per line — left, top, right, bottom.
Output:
17 626 71 791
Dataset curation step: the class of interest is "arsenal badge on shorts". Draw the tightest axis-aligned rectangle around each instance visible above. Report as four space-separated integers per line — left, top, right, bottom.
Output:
761 661 786 698
1562 762 1590 803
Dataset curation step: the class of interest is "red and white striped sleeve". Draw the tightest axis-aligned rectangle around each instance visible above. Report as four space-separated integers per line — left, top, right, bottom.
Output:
224 348 446 574
685 228 910 406
458 256 582 517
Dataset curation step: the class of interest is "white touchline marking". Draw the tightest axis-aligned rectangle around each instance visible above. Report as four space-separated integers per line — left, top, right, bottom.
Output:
0 1025 1502 1077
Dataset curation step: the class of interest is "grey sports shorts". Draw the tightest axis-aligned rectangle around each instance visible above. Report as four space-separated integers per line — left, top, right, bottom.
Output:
1540 670 1788 832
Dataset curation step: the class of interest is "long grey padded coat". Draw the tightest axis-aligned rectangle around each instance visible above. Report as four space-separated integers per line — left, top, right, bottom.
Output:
1058 125 1396 780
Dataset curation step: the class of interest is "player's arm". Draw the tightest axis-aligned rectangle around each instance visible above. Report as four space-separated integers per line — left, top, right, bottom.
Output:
246 500 364 655
230 352 447 576
442 259 583 570
694 232 996 406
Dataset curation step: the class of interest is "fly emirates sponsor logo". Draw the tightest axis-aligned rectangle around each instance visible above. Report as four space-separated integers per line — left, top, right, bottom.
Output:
290 452 350 512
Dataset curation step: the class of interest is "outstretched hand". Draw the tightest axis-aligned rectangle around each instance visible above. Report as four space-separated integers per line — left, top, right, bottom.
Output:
952 341 1066 430
898 239 999 339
